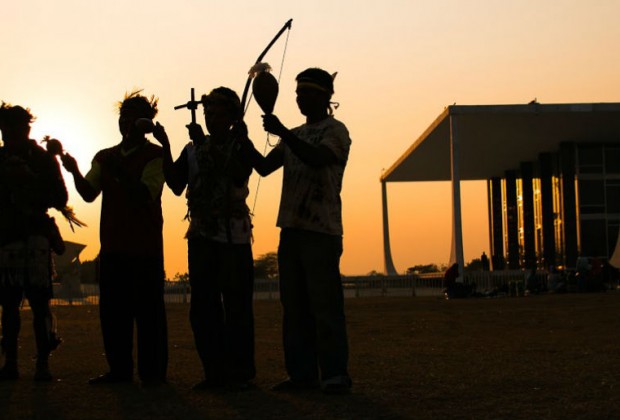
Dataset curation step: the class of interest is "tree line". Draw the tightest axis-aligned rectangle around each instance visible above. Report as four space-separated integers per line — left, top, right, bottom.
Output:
70 254 486 283
76 252 280 283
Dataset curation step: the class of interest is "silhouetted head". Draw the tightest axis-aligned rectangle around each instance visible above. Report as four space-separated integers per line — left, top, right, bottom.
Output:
202 87 242 120
201 87 242 138
0 102 35 145
295 68 335 120
117 90 158 139
296 68 334 96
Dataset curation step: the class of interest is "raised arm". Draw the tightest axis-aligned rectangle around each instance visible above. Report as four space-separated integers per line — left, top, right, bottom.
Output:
60 153 100 202
238 136 284 177
152 122 188 196
262 114 338 166
229 120 281 176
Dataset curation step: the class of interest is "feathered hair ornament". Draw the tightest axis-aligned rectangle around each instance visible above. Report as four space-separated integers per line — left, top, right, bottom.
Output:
248 62 273 78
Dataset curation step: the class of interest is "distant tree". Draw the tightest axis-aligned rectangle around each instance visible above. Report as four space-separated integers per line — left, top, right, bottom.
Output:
406 264 441 274
465 258 483 271
80 255 99 284
254 252 279 279
367 270 385 276
173 272 189 282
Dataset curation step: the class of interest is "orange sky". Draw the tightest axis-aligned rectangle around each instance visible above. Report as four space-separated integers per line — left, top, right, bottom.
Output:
3 0 620 276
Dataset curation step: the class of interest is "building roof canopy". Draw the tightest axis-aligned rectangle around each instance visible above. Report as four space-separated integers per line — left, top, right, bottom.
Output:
381 103 620 183
53 241 86 268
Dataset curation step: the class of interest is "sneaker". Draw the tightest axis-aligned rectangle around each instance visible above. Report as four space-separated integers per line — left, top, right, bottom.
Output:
321 375 352 395
88 372 132 385
271 378 319 392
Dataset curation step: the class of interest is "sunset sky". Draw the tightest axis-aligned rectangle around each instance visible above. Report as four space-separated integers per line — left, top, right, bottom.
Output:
3 0 620 277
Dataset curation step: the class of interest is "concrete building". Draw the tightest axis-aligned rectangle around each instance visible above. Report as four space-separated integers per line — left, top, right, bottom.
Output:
380 102 620 276
53 241 86 299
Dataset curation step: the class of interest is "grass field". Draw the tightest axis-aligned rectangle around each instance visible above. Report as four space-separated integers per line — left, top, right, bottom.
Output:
1 292 620 419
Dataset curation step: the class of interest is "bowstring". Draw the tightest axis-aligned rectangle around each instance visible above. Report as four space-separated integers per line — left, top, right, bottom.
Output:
250 27 291 217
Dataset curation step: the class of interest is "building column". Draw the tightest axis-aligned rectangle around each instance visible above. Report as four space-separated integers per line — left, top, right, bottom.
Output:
539 152 556 268
449 113 465 281
489 177 505 270
560 142 578 267
381 181 397 275
521 162 536 269
505 170 520 269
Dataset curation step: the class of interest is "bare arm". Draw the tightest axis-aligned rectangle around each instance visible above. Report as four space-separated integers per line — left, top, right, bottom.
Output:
238 137 284 177
152 122 187 196
60 154 99 202
262 114 338 166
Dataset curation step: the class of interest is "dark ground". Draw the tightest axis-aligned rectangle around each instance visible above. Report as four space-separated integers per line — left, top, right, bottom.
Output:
1 292 619 419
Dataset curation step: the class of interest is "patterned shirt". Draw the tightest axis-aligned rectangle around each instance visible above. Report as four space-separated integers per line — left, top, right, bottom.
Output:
184 138 252 244
276 116 351 235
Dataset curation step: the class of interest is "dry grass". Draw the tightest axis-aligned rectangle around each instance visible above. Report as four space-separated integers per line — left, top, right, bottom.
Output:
1 292 620 419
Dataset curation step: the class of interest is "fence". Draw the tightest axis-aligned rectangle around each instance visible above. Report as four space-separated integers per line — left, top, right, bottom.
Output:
464 270 548 295
48 270 555 306
50 275 444 306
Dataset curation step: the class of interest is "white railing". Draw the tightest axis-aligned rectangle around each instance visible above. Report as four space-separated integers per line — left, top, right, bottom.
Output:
464 270 548 295
50 275 443 306
48 270 553 306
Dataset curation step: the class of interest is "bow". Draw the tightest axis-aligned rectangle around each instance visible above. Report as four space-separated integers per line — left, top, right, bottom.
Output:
240 18 293 116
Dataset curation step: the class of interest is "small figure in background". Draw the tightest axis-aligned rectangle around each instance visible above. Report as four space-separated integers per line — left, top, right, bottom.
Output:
480 252 490 271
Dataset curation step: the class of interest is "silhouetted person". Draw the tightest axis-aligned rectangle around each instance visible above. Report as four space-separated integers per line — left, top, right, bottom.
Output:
525 268 539 294
153 87 256 390
443 263 459 299
0 102 67 381
240 67 352 394
61 91 168 386
575 256 591 292
480 252 490 271
588 257 605 292
601 260 619 290
547 265 565 293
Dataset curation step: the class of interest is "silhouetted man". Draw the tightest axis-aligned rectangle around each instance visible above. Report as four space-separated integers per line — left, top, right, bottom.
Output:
481 252 490 271
0 102 67 381
154 87 256 390
62 91 168 386
241 68 352 394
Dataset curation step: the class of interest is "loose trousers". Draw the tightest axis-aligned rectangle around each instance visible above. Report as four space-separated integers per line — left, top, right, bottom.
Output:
188 238 255 382
277 228 350 382
99 253 168 382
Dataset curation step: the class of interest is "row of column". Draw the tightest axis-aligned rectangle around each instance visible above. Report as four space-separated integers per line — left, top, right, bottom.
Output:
487 144 579 270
